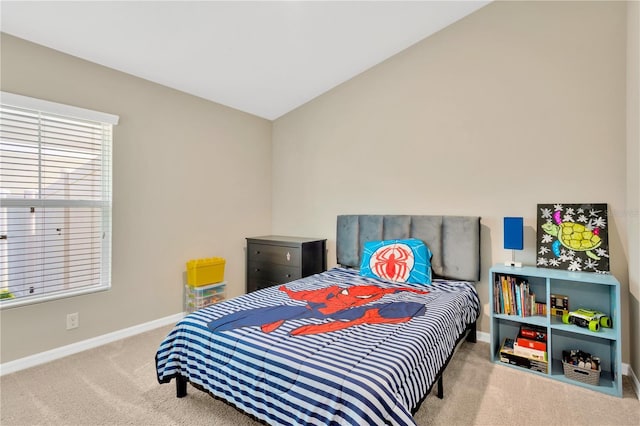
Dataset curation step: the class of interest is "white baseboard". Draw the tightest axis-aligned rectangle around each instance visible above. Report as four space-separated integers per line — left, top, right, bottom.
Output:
0 312 184 376
627 364 640 400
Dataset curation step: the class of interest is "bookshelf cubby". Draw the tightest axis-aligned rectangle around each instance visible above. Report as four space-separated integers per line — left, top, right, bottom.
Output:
489 264 622 397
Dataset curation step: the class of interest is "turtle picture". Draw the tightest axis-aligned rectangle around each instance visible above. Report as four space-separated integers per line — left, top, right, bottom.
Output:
536 203 609 273
542 210 602 260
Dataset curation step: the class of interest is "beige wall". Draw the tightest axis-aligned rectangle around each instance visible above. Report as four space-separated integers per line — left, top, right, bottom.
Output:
272 1 633 364
0 34 272 362
627 0 640 379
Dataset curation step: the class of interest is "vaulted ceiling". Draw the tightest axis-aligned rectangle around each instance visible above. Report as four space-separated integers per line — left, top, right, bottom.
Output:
1 1 490 120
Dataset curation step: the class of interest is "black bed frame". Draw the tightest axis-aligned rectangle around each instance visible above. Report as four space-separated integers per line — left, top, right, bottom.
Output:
425 320 476 403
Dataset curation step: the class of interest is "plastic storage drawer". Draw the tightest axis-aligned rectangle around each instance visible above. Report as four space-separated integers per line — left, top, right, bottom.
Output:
185 282 226 313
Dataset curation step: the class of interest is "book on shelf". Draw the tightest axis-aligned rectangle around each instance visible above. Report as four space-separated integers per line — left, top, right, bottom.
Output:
518 324 547 343
514 324 548 361
516 337 546 352
493 274 544 317
514 340 547 361
499 337 548 373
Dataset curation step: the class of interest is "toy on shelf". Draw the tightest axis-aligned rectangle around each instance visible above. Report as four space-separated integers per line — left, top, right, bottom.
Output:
550 293 569 319
562 349 600 370
562 349 601 386
562 308 612 332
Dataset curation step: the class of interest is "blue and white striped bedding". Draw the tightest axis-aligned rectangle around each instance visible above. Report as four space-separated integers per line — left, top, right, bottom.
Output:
155 267 479 426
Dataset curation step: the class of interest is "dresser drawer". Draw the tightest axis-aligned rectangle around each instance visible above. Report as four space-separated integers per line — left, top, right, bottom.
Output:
247 278 280 293
247 243 301 267
246 236 327 294
247 261 301 284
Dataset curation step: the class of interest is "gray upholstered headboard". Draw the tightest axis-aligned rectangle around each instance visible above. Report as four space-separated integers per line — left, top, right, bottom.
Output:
336 215 481 282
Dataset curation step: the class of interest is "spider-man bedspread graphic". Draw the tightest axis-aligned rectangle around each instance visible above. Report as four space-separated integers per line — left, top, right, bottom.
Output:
207 284 429 335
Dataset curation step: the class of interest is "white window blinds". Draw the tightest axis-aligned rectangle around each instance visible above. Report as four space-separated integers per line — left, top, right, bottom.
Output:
0 92 118 308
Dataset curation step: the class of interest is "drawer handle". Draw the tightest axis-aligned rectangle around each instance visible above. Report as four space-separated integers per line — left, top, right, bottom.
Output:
285 274 291 278
254 268 260 272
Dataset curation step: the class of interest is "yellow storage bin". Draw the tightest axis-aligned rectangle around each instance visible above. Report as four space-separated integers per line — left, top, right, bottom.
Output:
186 257 225 286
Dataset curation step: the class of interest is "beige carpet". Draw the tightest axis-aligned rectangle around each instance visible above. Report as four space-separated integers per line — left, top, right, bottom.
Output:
1 324 638 426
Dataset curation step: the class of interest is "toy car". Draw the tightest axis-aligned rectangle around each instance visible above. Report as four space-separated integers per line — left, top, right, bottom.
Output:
562 308 612 332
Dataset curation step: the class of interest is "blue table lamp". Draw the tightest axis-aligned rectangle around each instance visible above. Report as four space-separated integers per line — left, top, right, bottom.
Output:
504 217 523 267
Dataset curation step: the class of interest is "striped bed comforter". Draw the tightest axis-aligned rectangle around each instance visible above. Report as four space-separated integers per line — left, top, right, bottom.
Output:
155 267 480 426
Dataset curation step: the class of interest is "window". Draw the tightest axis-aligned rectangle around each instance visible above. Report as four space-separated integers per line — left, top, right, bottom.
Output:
0 92 119 308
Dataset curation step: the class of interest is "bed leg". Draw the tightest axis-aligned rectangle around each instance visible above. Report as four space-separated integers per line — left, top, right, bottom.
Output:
437 376 443 399
466 321 477 343
176 375 187 398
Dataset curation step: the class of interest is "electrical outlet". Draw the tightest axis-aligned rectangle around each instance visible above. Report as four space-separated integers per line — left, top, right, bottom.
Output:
66 312 79 330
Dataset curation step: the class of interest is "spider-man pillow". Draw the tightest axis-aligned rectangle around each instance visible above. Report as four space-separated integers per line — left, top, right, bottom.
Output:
359 238 432 285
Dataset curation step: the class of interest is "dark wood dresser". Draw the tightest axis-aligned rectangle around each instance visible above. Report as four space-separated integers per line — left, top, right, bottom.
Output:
246 235 327 293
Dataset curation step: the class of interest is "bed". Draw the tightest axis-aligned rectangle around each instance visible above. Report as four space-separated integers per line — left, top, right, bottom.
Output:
156 214 481 425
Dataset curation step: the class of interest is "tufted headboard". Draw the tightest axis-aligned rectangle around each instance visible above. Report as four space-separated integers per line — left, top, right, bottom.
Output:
336 215 481 282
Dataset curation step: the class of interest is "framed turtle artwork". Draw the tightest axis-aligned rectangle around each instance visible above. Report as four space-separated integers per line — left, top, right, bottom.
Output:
536 203 609 273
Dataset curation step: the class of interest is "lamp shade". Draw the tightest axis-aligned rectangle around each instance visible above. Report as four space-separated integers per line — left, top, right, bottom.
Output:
503 217 524 250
